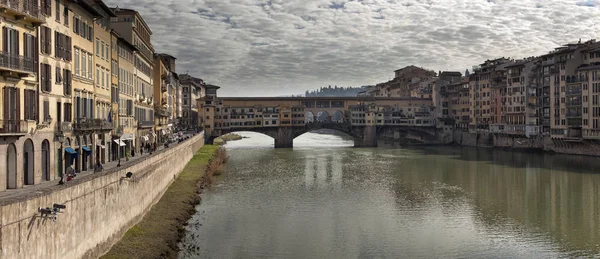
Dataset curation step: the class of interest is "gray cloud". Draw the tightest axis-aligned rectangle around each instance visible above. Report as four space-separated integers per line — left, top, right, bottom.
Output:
105 0 600 96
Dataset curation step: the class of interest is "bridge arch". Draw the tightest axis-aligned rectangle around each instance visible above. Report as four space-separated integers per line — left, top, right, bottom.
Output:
306 111 315 123
332 110 344 123
316 111 330 122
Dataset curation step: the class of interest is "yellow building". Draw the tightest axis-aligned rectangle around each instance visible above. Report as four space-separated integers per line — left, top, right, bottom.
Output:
110 29 120 161
0 0 46 190
116 36 137 159
153 53 178 143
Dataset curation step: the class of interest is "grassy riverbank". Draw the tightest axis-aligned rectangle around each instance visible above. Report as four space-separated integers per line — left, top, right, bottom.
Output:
101 145 226 259
214 133 243 145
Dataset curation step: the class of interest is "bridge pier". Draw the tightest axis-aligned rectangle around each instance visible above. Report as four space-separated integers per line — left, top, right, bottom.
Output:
274 127 294 148
354 126 378 148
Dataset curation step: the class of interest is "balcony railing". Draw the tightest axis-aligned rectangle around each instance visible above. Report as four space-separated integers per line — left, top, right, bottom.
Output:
55 121 72 134
73 118 113 131
0 0 43 22
0 119 27 135
566 89 582 95
0 51 35 75
137 121 154 128
155 106 171 117
566 112 582 118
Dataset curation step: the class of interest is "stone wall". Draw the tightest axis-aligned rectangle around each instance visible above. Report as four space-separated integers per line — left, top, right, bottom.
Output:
0 134 204 259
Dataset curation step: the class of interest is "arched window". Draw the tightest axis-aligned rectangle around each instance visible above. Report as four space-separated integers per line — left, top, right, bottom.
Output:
42 140 50 181
23 139 34 185
6 143 17 189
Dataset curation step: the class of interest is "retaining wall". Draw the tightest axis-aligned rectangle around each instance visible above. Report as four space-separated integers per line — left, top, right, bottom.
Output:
0 134 204 259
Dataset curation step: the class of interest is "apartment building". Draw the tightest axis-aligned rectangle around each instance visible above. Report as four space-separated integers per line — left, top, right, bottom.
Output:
111 7 155 154
109 29 119 161
444 79 470 131
580 41 600 139
469 58 512 131
90 0 115 164
503 59 540 136
180 73 204 129
0 0 45 190
115 35 136 158
38 0 71 182
432 71 461 129
153 53 178 143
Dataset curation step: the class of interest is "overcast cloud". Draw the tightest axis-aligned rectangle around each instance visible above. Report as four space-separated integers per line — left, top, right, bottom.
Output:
104 0 600 96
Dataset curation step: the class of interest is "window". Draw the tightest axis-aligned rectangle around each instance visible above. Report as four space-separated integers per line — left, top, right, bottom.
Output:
105 45 109 60
43 101 50 121
63 69 72 96
96 39 100 56
101 70 104 88
88 53 92 79
55 0 60 21
96 67 100 85
81 51 86 77
101 41 104 58
74 16 79 34
64 103 72 122
64 6 68 26
41 26 51 55
74 48 80 76
41 0 51 16
24 90 37 121
55 66 62 84
41 63 52 92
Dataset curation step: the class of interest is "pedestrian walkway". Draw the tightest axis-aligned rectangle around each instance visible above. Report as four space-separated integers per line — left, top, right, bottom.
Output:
0 133 197 202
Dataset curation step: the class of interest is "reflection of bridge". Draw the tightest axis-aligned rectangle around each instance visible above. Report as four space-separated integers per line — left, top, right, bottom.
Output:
199 97 440 148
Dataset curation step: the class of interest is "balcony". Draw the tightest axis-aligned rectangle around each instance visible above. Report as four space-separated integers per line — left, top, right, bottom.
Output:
566 112 582 118
566 89 582 95
137 121 154 129
54 122 73 135
0 0 45 25
155 106 171 117
73 118 113 132
542 59 555 66
0 119 27 136
0 51 35 76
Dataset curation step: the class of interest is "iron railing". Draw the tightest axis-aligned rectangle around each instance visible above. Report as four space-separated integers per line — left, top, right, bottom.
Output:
137 121 154 128
0 51 35 73
0 119 27 134
0 0 42 20
73 118 113 131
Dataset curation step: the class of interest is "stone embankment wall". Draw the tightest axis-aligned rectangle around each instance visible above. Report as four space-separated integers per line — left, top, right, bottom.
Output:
452 131 600 156
0 134 204 259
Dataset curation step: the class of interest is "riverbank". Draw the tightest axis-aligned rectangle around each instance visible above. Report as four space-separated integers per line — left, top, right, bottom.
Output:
101 145 227 259
214 133 243 145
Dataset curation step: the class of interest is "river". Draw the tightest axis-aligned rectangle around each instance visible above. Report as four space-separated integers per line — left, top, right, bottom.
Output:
179 131 600 258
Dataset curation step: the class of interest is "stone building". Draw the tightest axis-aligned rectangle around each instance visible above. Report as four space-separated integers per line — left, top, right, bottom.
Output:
179 73 204 129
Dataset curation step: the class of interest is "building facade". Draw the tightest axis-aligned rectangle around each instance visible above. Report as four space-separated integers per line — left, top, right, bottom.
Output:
179 73 204 129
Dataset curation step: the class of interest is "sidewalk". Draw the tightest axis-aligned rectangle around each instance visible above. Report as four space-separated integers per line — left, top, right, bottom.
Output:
0 133 197 202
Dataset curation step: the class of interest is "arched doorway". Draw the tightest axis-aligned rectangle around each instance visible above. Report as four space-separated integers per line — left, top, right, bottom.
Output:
23 139 34 185
317 111 330 122
41 140 50 181
332 111 344 123
306 111 315 123
6 143 17 189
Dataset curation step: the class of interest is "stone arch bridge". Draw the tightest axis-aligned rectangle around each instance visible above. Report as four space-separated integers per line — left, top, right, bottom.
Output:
200 97 442 148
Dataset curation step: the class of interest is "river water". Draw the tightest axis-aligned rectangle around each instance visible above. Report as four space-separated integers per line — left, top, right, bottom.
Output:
179 132 600 258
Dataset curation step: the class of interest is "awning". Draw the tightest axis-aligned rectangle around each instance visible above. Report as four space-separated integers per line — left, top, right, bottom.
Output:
167 124 173 127
82 146 92 152
121 134 134 140
64 147 77 155
113 139 126 146
143 136 149 141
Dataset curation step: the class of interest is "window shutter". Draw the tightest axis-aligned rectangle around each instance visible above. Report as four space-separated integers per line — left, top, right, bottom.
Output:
14 31 19 54
40 28 46 53
40 64 46 91
44 101 49 121
47 28 51 55
32 91 38 121
24 90 29 120
2 27 7 52
33 35 38 74
3 87 8 121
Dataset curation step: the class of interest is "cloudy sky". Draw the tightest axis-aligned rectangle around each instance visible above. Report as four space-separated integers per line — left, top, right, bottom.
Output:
104 0 600 96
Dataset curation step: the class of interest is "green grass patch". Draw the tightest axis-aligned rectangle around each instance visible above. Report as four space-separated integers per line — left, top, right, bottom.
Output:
101 145 220 259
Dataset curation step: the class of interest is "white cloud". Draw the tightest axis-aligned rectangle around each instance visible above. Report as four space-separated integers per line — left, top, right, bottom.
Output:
105 0 600 96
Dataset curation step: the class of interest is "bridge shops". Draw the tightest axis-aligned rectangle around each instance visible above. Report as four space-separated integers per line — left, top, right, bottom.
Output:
198 96 437 148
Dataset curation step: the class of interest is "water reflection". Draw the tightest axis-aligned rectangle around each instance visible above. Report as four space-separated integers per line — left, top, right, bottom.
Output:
180 132 600 258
